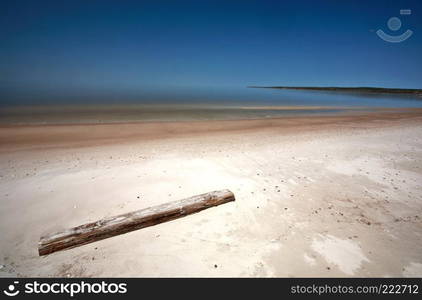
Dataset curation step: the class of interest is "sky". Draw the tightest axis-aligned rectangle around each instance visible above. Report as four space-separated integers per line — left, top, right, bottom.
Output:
1 0 421 105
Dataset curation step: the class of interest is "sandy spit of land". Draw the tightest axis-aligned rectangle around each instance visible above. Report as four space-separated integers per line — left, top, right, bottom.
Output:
0 110 422 277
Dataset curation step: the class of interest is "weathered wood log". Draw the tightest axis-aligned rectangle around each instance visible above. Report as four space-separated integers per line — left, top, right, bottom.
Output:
38 189 235 256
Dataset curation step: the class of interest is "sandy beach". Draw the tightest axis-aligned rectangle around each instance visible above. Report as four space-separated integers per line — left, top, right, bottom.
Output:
1 110 422 277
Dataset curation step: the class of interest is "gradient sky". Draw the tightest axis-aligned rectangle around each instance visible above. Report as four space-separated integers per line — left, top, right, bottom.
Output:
1 0 421 105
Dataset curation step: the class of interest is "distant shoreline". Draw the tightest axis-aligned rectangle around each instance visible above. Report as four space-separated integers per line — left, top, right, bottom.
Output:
0 104 371 125
1 108 422 151
248 86 422 96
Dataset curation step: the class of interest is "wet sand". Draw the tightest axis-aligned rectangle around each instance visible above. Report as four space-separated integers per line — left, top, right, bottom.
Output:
0 110 422 277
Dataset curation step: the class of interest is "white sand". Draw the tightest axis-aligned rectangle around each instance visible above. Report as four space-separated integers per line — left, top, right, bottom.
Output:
0 112 421 277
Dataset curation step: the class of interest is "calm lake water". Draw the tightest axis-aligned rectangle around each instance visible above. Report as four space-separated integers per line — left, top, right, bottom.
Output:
1 88 421 124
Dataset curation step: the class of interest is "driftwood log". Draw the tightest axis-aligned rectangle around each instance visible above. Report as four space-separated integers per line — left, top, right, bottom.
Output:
38 189 235 256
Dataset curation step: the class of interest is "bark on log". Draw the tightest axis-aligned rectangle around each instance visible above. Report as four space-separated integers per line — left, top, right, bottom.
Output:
38 189 235 256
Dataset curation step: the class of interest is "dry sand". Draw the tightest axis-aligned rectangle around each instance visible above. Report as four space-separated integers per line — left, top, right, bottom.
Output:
0 110 422 277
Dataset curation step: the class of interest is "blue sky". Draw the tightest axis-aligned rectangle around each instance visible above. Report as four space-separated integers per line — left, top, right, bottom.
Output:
1 0 421 104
